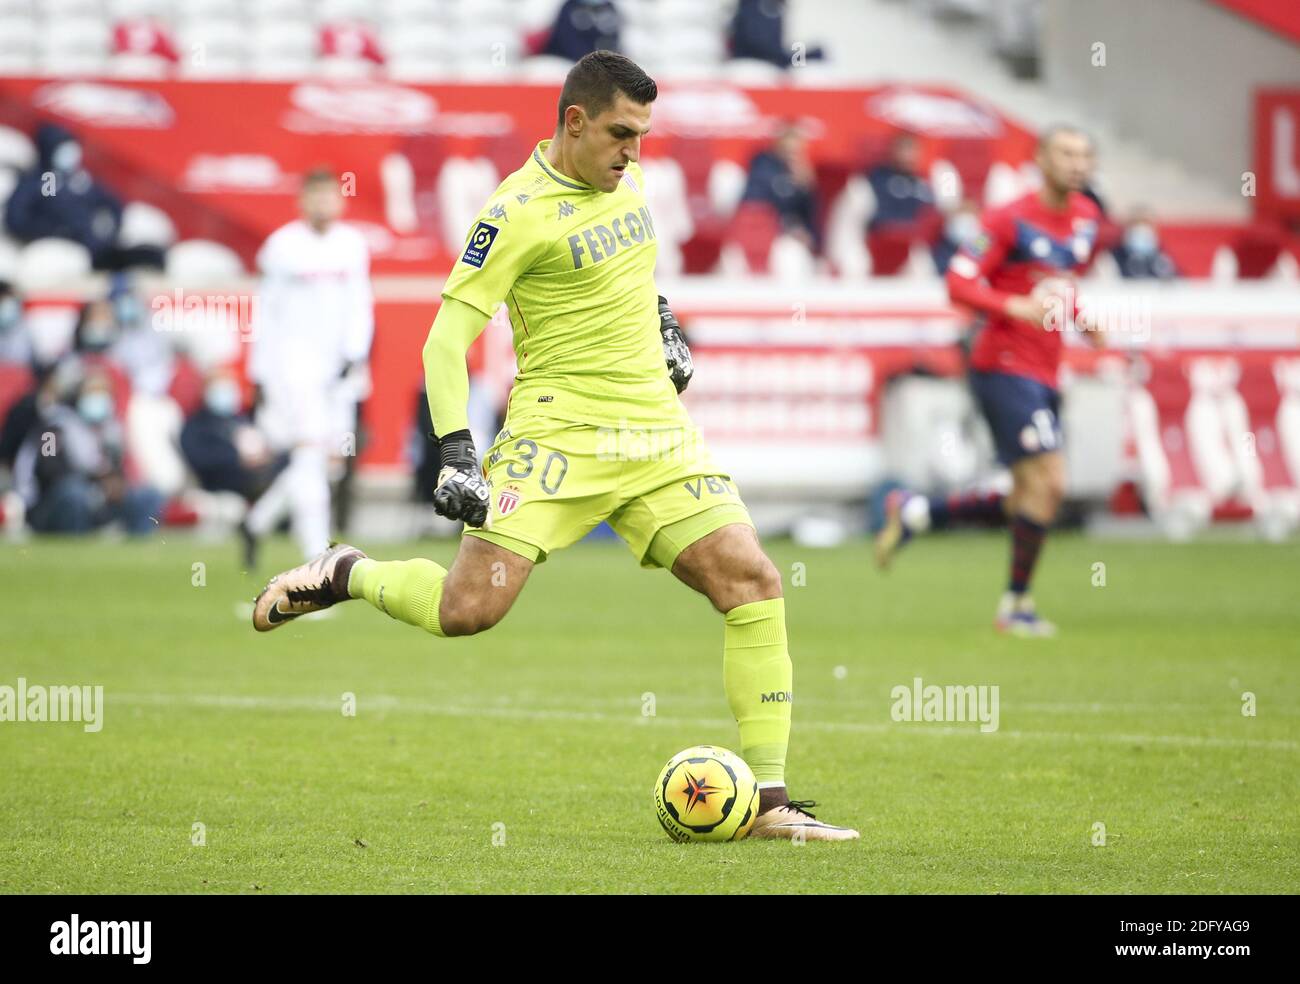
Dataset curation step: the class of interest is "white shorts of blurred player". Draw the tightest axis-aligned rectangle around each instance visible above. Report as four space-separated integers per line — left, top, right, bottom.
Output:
245 379 359 559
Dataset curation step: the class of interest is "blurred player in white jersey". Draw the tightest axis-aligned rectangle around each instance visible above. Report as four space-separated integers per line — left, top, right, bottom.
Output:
241 168 374 566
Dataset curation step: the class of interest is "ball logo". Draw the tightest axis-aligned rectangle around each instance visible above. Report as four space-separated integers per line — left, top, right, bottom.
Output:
461 221 500 268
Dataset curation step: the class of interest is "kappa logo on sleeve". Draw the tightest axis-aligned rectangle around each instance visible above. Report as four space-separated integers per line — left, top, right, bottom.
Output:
461 221 500 268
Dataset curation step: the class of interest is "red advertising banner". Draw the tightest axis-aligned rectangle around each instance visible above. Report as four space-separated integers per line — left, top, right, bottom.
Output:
1254 88 1300 221
0 77 1036 274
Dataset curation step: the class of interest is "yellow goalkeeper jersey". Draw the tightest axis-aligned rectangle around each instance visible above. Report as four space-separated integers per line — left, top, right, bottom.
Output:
441 140 686 428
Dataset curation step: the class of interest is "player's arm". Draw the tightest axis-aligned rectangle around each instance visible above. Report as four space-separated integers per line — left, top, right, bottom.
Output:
946 211 1053 328
428 197 544 526
422 296 492 527
657 294 693 393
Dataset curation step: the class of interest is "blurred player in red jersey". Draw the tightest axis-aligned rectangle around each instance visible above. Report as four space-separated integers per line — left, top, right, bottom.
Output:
875 125 1106 636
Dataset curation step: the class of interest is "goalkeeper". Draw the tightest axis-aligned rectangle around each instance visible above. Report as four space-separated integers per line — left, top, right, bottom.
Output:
252 51 857 842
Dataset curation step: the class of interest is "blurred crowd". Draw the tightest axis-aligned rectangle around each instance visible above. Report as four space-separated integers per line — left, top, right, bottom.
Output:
738 126 1179 280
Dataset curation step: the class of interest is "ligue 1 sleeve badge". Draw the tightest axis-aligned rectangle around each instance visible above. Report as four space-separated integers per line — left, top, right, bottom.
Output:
497 483 522 516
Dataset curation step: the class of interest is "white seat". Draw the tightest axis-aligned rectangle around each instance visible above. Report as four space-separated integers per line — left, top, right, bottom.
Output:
0 50 37 73
249 52 315 78
982 161 1025 209
165 239 245 282
120 201 178 249
0 15 37 57
437 157 500 258
39 0 102 16
38 50 109 75
177 50 246 77
769 234 816 281
826 175 875 279
108 52 174 78
0 169 17 218
318 0 375 21
106 0 175 18
39 16 111 56
0 235 20 282
172 0 242 22
252 0 313 21
707 158 746 218
177 18 245 60
928 158 962 211
0 124 36 170
15 238 94 290
251 20 316 60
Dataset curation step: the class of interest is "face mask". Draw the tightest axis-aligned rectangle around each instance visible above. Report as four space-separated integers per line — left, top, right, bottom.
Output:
77 390 114 424
205 381 241 417
80 319 116 352
51 141 82 173
1124 224 1157 257
112 293 142 330
0 296 19 333
946 214 981 246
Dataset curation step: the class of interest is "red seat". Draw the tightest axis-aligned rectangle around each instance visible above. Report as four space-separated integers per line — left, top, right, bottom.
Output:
1237 357 1296 490
0 362 35 428
726 201 780 273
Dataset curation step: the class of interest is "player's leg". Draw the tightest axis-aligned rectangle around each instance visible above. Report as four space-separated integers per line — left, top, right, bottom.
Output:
251 532 535 635
874 484 1008 569
611 436 857 841
349 533 534 637
665 519 857 841
997 448 1065 635
982 375 1065 636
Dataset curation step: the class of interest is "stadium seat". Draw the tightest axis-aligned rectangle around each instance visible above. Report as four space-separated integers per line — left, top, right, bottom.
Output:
0 360 34 433
928 158 962 211
0 14 38 68
1129 357 1214 538
1232 357 1300 539
638 157 693 278
707 158 747 218
165 239 246 282
14 238 93 290
720 200 780 275
120 201 178 250
825 175 875 279
436 157 500 259
0 234 19 281
769 233 817 281
0 124 36 172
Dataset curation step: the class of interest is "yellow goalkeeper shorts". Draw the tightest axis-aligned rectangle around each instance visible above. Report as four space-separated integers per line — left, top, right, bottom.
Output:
464 413 754 570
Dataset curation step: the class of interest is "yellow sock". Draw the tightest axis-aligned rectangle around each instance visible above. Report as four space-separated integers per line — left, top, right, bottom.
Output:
347 558 448 637
722 597 791 785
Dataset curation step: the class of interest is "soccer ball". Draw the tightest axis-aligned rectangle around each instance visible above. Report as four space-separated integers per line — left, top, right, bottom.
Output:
653 745 759 843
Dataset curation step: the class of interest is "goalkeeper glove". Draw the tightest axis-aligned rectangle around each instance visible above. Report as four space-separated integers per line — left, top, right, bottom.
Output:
432 428 491 528
658 295 693 394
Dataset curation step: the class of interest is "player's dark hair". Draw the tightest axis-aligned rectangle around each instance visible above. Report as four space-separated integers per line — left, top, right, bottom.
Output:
557 50 657 128
301 167 339 190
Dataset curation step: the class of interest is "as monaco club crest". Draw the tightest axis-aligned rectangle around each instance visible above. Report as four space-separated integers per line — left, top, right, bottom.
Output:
497 484 521 516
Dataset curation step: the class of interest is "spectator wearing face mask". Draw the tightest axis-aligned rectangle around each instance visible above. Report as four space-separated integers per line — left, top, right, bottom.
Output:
932 200 983 274
180 369 284 503
1112 210 1177 280
0 281 30 367
12 363 163 534
3 124 163 272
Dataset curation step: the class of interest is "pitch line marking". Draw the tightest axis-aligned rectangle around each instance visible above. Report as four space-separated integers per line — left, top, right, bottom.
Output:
108 692 1299 752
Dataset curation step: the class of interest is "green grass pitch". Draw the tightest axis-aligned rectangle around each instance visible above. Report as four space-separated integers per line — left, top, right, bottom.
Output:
2 532 1297 894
